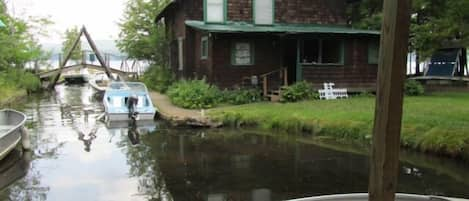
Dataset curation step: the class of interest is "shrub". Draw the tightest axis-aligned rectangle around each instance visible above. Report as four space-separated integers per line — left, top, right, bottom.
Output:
0 69 41 93
18 72 41 93
222 88 262 105
281 81 315 102
405 79 424 96
167 79 221 109
141 64 174 93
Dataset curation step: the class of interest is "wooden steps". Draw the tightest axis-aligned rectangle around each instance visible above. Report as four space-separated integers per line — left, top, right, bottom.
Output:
266 89 283 102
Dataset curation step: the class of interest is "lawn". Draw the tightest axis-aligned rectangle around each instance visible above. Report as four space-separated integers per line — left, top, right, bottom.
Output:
209 92 469 159
0 86 26 106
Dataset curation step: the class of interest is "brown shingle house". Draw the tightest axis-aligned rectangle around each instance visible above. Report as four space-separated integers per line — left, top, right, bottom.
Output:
155 0 380 92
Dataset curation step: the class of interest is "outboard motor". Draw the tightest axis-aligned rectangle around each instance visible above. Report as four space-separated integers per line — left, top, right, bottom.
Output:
127 94 139 120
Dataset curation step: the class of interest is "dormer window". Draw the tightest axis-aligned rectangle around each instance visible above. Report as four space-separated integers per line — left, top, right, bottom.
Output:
204 0 226 23
254 0 274 25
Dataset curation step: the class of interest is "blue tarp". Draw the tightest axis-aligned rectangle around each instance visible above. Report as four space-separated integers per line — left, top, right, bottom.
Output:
425 49 460 77
426 64 456 76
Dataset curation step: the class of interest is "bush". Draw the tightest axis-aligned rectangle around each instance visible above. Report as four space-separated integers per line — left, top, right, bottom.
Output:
167 79 221 109
141 64 174 93
0 69 41 93
19 72 41 93
281 81 315 102
405 79 425 96
222 88 262 105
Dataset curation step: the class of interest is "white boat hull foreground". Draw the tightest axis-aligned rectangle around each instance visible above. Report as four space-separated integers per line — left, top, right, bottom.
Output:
0 109 27 161
288 193 469 201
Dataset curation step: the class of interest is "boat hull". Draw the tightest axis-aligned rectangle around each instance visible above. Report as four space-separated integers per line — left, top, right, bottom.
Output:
105 112 155 122
103 82 157 123
64 74 89 85
288 193 469 201
0 109 27 161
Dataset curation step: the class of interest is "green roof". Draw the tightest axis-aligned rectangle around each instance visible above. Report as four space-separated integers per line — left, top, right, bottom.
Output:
185 20 380 35
0 19 6 28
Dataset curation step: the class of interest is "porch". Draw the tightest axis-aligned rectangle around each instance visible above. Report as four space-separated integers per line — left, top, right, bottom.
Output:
185 20 380 93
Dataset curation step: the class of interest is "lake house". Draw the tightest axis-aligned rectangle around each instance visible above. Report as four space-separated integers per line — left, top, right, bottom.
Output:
155 0 380 92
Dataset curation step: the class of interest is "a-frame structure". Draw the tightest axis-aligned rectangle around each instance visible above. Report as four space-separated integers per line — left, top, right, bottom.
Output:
48 26 115 89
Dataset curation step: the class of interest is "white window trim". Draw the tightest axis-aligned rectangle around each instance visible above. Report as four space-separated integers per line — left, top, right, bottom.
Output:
201 36 209 60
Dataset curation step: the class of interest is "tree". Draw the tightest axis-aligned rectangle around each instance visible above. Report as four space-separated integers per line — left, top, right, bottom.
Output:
117 0 169 64
0 0 50 70
410 0 469 58
347 0 469 59
61 26 82 63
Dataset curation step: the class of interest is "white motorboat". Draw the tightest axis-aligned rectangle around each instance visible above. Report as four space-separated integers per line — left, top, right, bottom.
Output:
103 82 157 122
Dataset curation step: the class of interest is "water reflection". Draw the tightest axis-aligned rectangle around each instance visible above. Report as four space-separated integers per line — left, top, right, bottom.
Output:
127 121 140 145
1 85 469 201
77 127 98 152
0 150 31 190
140 130 469 201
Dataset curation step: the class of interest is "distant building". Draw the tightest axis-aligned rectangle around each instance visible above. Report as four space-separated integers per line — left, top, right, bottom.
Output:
155 0 380 91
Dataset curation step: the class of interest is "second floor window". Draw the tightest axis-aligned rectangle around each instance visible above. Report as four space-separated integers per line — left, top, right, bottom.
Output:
205 0 225 23
254 0 274 25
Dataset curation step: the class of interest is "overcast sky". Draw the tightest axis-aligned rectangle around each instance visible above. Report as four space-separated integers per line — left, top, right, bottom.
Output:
7 0 127 44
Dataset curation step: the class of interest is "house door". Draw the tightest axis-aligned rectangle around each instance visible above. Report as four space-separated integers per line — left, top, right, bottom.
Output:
284 39 297 84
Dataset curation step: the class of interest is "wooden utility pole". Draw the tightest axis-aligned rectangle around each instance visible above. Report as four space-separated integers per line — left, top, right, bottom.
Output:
368 0 411 201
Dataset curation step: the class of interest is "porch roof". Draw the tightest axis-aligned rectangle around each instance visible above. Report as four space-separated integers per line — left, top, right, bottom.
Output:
185 20 380 35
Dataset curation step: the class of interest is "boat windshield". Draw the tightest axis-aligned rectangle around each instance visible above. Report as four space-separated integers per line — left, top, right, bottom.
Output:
108 82 147 92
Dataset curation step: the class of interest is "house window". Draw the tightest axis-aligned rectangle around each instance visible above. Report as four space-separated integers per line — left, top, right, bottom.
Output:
301 39 344 65
201 36 208 59
254 0 274 25
232 42 254 66
178 37 184 71
368 41 379 64
205 0 226 23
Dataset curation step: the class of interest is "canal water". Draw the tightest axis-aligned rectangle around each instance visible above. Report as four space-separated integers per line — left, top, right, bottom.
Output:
1 85 469 201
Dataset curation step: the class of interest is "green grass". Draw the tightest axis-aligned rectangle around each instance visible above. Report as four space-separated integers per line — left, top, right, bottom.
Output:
209 92 469 159
0 85 26 106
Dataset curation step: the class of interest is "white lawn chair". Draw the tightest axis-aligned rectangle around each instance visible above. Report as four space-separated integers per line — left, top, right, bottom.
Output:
319 82 348 100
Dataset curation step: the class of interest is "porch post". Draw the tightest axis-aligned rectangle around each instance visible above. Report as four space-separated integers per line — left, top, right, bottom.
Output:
296 39 302 81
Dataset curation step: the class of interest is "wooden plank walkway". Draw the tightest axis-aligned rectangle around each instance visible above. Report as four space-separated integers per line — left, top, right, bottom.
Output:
149 92 221 127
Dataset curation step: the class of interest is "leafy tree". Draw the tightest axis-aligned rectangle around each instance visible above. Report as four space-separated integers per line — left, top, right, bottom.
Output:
411 0 469 58
0 0 50 70
62 26 82 63
117 0 169 64
346 0 383 30
0 0 51 93
347 0 469 62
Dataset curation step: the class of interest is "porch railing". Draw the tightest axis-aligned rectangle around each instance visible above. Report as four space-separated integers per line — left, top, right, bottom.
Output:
240 67 288 97
260 68 288 96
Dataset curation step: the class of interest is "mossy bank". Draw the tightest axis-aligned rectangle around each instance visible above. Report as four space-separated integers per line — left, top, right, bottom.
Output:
209 92 469 160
